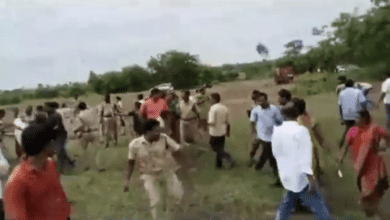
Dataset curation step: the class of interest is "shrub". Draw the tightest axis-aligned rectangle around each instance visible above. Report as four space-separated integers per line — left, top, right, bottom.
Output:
292 72 338 96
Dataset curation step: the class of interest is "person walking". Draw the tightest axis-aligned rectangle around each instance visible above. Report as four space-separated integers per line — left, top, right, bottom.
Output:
114 96 126 136
249 92 284 187
44 102 75 174
272 103 332 220
4 120 74 220
179 91 200 147
196 87 211 135
167 92 181 143
208 93 235 169
339 110 390 220
124 119 195 220
73 102 104 172
100 93 118 148
338 79 367 149
140 88 169 120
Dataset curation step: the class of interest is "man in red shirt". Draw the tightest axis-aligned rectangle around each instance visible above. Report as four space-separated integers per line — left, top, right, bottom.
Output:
4 120 73 220
140 88 169 120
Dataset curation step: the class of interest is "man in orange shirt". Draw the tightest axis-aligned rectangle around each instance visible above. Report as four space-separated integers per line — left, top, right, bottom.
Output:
4 120 73 220
141 88 169 120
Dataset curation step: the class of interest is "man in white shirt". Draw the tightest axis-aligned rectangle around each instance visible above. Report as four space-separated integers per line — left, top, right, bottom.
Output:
13 108 29 159
338 79 367 149
249 92 284 187
179 91 200 147
377 71 390 130
272 103 332 220
208 93 235 169
124 119 195 220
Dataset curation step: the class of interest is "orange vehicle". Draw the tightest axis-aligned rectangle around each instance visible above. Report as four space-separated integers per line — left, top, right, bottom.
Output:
274 66 296 85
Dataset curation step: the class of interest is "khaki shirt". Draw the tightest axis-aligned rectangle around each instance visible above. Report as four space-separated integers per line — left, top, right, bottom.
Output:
179 100 197 120
128 134 180 174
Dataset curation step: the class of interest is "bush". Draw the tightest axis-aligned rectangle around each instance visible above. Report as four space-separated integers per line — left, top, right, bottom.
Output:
291 72 338 96
0 96 22 106
350 62 389 82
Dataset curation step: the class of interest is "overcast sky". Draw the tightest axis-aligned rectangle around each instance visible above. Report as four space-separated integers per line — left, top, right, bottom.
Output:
0 0 374 90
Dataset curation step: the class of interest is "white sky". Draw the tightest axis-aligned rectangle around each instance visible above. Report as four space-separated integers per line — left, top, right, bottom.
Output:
0 0 374 90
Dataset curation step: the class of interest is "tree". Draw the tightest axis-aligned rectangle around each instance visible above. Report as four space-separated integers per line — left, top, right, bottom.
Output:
256 43 269 59
88 71 99 84
122 65 151 92
284 40 304 57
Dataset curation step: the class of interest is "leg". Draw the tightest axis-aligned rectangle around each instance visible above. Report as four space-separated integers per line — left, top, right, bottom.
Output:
249 139 261 167
255 140 270 171
166 171 185 218
299 184 332 220
113 119 118 146
275 190 297 220
210 136 223 169
339 121 354 149
385 104 390 131
142 175 161 220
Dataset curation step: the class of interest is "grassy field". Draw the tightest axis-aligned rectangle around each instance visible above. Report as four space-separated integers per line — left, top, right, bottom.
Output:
1 76 387 219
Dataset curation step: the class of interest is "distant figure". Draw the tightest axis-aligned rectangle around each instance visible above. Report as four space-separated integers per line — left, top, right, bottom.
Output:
167 91 180 143
140 88 169 120
13 108 28 159
73 102 102 171
179 91 200 147
338 79 367 149
100 93 118 148
138 94 145 105
44 102 75 174
196 87 211 134
127 101 144 137
339 110 390 219
377 71 390 130
272 103 332 220
115 96 126 136
208 93 235 169
4 121 74 220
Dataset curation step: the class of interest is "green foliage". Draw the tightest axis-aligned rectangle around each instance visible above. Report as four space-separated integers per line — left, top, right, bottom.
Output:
34 86 59 99
291 72 338 96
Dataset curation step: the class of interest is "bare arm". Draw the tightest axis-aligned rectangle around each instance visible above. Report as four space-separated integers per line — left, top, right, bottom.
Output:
124 160 136 191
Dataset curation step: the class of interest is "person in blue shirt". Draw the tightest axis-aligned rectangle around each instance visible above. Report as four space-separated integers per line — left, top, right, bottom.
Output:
250 92 284 187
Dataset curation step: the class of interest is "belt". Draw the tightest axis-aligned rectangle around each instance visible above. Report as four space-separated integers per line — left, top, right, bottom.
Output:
103 116 113 118
181 117 197 122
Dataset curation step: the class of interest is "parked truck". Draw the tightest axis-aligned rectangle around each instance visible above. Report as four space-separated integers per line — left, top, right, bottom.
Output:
274 65 296 85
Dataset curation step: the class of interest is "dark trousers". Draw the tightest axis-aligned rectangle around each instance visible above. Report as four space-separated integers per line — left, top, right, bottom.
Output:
209 136 233 168
54 135 75 173
0 199 4 220
385 104 390 131
252 139 278 174
339 120 355 149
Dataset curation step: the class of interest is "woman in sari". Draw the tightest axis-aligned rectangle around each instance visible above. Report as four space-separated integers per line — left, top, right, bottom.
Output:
339 110 390 219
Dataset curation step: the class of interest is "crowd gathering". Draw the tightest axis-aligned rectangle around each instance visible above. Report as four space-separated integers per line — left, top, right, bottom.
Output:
0 73 389 219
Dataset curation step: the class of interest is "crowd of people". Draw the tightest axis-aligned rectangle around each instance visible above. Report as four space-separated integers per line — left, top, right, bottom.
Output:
0 73 389 219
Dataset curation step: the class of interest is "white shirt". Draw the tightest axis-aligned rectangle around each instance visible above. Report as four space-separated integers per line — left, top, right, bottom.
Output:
339 87 366 120
76 109 100 130
128 134 180 173
157 116 165 128
382 78 390 104
208 103 229 137
250 105 284 142
14 118 28 145
272 121 313 193
179 100 197 119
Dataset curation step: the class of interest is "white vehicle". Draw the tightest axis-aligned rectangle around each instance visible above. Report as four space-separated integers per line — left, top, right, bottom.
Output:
336 65 359 74
149 83 174 92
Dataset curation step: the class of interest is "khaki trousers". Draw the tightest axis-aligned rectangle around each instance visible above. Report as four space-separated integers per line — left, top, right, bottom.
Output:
180 119 197 147
141 171 184 220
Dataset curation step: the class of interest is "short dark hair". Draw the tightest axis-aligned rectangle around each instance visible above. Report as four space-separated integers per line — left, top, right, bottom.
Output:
116 96 121 101
184 90 190 96
160 110 169 119
211 93 221 103
135 101 142 110
138 94 144 100
143 119 160 132
104 93 111 103
151 88 160 96
281 105 299 119
278 89 292 101
61 103 66 108
252 90 260 95
345 79 354 87
258 92 268 101
34 112 47 124
291 98 306 115
78 102 87 110
387 71 390 78
36 105 43 112
358 110 371 122
0 109 5 117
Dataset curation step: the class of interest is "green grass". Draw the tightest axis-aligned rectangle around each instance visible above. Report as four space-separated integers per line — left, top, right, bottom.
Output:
3 79 387 219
